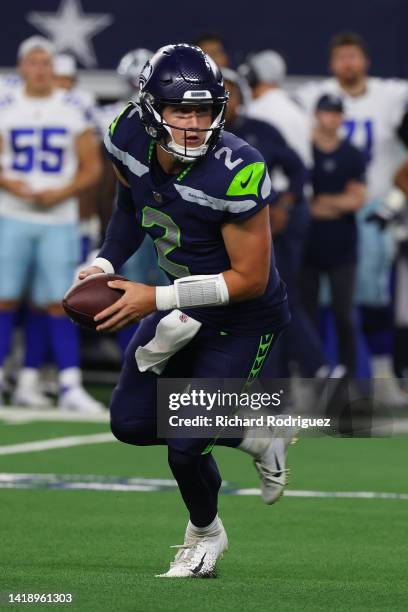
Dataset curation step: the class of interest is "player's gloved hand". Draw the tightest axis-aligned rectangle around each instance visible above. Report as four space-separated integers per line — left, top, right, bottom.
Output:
94 280 156 332
77 266 104 281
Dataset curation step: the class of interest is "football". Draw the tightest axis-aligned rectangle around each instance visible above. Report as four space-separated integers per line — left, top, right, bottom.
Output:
62 273 127 330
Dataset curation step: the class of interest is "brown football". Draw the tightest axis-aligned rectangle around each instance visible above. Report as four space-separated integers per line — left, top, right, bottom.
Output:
62 273 127 330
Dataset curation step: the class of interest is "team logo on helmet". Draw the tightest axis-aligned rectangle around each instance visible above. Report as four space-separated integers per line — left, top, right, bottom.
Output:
139 62 153 90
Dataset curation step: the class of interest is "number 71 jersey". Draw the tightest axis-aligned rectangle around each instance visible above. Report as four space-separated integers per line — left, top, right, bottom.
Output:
0 87 91 224
296 77 408 200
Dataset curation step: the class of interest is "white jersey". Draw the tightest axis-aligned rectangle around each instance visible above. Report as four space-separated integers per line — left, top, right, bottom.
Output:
0 73 22 95
0 87 91 224
93 100 125 139
296 77 408 200
246 88 312 168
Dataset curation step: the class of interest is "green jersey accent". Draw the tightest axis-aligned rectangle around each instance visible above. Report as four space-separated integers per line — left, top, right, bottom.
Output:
226 162 265 198
109 102 133 136
148 139 195 183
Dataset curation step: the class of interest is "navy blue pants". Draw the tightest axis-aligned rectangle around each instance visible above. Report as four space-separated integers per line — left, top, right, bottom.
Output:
110 311 280 526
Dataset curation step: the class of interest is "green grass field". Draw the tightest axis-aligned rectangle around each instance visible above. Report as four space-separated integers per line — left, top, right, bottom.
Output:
1 388 407 611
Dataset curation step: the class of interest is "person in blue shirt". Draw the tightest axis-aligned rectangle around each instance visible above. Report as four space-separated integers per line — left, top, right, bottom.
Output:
301 94 367 376
77 45 292 579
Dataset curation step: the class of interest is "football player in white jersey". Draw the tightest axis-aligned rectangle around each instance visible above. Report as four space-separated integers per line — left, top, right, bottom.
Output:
296 32 408 399
53 53 101 264
0 36 103 411
241 50 312 169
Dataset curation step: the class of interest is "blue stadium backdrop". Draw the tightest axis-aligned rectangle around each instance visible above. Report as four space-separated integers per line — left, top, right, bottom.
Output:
2 0 408 76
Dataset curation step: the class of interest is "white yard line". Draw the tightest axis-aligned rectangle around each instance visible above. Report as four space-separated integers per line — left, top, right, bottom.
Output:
233 488 408 500
0 406 109 424
0 433 115 455
0 472 407 500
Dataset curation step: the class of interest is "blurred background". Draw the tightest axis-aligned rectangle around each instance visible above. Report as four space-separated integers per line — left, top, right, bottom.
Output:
1 0 408 412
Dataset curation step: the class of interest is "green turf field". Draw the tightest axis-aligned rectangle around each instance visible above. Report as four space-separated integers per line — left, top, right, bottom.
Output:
1 389 407 611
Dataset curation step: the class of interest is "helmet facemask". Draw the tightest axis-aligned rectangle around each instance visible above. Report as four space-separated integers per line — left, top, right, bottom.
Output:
141 94 227 164
138 44 229 163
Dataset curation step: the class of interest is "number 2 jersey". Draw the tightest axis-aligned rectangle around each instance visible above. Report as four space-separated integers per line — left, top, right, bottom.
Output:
0 86 91 224
100 104 290 336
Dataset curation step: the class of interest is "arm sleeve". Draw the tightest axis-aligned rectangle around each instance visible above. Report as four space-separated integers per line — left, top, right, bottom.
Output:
268 142 307 199
222 146 278 224
102 102 136 182
97 182 146 271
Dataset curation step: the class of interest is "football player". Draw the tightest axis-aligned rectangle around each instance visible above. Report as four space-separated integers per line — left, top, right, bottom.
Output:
78 44 292 578
0 36 104 411
296 32 408 402
93 48 168 353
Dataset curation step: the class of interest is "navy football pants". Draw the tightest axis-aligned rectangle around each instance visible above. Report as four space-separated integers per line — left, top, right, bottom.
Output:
110 311 280 526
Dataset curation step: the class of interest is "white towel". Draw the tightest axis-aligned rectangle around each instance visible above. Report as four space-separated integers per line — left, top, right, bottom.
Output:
135 310 202 374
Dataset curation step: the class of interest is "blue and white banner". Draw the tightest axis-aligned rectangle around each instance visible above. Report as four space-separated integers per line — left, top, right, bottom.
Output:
1 0 408 76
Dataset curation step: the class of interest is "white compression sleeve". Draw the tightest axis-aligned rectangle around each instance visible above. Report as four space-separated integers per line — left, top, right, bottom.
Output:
155 274 229 311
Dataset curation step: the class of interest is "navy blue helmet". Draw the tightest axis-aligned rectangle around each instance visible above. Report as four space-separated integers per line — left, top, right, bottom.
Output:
139 44 229 162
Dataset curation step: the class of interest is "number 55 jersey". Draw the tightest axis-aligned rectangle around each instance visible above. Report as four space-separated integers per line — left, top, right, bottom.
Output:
102 104 290 336
0 87 91 224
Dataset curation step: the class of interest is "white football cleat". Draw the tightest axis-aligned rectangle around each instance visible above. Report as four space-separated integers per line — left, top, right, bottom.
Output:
253 427 294 504
59 386 105 413
156 521 228 578
240 419 297 504
12 386 52 408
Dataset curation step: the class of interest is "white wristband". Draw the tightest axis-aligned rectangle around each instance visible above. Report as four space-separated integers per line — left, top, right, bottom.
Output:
155 274 229 311
156 285 177 311
90 257 115 274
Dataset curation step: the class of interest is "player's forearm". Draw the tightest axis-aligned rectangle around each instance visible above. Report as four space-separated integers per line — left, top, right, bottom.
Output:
96 205 146 272
155 267 268 312
395 163 408 197
0 175 10 190
310 202 340 219
222 268 268 302
315 190 365 213
57 162 102 201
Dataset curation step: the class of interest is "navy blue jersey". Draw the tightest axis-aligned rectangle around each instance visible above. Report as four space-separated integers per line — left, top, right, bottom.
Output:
100 103 289 336
305 139 366 268
228 116 306 199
